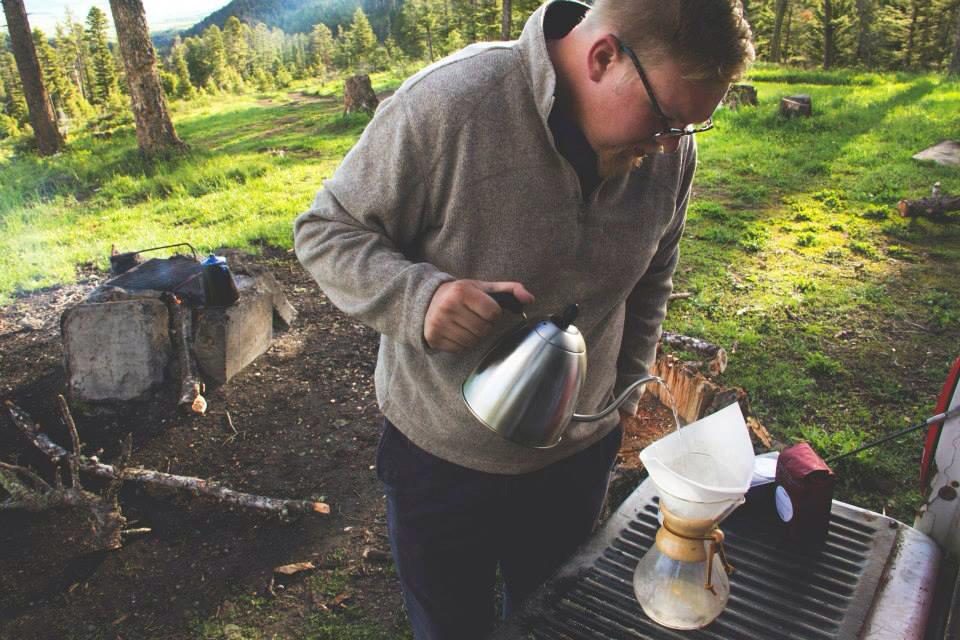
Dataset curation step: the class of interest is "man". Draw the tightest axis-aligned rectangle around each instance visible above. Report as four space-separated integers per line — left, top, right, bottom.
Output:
294 1 754 637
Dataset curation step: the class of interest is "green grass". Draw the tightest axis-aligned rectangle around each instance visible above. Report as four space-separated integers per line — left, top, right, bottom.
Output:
2 65 959 525
677 67 960 519
0 75 393 301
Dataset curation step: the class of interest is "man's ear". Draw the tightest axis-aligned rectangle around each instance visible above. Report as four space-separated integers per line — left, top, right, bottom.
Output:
586 34 620 83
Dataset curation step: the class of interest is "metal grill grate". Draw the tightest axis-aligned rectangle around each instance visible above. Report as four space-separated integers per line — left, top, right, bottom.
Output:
106 257 205 305
491 480 897 640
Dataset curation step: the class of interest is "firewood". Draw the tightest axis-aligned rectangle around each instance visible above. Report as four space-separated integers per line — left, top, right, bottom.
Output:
166 293 206 412
5 400 330 521
642 354 772 449
660 331 728 375
897 189 960 218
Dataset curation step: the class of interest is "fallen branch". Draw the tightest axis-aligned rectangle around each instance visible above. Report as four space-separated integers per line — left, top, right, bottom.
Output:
57 394 82 488
898 194 960 218
0 458 125 552
5 400 330 521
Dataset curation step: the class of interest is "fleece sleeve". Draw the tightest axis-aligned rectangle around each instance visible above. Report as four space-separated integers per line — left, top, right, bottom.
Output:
614 140 698 415
293 93 455 348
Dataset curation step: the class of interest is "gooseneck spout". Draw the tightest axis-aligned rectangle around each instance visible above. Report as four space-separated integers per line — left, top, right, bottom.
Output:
571 374 662 422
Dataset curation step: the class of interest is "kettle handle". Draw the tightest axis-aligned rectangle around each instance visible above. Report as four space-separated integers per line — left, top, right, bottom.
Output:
487 291 525 315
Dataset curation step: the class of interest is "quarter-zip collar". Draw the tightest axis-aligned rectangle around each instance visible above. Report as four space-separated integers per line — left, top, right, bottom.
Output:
515 0 591 129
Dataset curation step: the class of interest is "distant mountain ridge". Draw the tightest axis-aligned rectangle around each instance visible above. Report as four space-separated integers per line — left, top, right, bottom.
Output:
183 0 400 39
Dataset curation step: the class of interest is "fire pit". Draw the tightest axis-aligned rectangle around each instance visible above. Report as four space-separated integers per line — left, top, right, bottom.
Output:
61 250 295 404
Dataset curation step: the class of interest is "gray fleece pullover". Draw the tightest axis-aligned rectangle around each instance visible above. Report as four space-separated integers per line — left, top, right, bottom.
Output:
294 0 696 474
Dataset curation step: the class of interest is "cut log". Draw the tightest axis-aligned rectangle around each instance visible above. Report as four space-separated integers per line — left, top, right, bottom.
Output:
343 74 379 114
897 194 960 218
780 94 812 117
660 331 727 375
643 354 771 448
166 293 206 412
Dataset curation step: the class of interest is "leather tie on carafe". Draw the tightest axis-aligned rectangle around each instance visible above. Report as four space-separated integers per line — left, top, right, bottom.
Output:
660 520 735 595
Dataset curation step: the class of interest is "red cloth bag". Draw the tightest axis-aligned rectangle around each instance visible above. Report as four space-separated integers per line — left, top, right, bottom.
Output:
775 443 836 547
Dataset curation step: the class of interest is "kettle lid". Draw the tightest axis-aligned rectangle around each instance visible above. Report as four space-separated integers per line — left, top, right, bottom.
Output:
534 304 584 353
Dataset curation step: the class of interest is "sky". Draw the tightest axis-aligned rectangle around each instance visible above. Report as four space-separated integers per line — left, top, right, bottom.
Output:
6 1 230 34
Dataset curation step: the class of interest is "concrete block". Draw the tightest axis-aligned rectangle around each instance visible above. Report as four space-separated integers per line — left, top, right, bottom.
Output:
248 271 297 330
193 284 273 384
62 299 171 401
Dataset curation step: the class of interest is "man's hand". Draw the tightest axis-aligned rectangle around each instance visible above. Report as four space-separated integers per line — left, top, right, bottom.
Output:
424 279 534 352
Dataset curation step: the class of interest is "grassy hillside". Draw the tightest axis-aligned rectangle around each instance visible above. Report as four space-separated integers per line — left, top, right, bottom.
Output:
2 65 959 525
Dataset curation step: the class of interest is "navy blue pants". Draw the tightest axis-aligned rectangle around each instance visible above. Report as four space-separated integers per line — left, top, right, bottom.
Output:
376 418 622 640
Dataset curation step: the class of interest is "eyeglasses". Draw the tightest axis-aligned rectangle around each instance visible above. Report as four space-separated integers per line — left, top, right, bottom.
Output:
612 35 714 141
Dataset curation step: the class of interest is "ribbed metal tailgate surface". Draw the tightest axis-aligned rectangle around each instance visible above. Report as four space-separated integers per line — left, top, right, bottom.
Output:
490 480 899 639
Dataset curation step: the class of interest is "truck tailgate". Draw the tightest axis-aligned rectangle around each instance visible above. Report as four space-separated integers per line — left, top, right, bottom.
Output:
490 479 941 639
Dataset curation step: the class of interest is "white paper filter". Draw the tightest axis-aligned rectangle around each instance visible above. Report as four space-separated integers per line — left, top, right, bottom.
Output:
639 403 754 504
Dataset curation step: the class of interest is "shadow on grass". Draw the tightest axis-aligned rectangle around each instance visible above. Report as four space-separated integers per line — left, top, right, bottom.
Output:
0 93 364 219
704 77 941 200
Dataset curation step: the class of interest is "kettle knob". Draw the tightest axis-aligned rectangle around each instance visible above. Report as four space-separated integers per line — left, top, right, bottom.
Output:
551 304 579 330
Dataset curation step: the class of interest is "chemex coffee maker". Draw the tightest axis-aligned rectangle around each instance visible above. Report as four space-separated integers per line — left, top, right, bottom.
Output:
633 403 755 629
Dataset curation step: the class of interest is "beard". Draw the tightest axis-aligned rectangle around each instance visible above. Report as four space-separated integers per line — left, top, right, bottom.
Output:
596 146 647 179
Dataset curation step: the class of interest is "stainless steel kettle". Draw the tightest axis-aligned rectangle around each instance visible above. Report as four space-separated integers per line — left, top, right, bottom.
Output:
462 293 657 449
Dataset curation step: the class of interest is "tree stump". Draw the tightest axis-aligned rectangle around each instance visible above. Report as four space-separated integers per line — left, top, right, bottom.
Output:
780 94 812 118
344 74 379 114
723 84 758 109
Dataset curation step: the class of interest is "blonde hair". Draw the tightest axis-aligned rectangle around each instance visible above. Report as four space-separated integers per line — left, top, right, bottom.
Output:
585 0 755 82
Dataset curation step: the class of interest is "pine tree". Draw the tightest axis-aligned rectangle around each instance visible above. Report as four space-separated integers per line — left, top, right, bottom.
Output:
32 27 82 122
309 23 335 74
398 0 428 59
170 37 195 99
203 25 229 90
0 50 27 124
400 0 440 61
183 35 212 89
2 0 64 153
53 26 93 120
85 6 118 105
250 22 279 82
223 16 250 78
872 2 910 69
54 10 93 105
854 0 876 66
347 8 378 68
